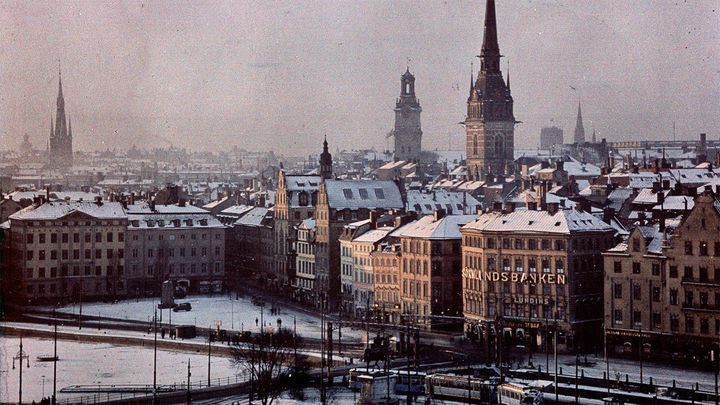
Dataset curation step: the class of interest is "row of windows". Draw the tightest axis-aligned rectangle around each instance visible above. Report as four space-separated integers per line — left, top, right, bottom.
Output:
26 280 124 295
24 220 123 227
682 241 720 257
486 303 567 320
613 310 720 335
403 240 459 255
27 231 124 244
463 236 573 251
464 255 567 274
143 247 220 258
130 232 221 242
27 265 124 279
130 262 222 275
27 248 125 261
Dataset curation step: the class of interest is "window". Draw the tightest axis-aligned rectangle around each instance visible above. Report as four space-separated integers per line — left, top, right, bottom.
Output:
514 239 523 249
555 259 564 274
26 234 34 244
96 232 102 243
684 266 693 280
613 261 622 273
632 238 640 252
541 239 550 250
502 258 510 272
614 283 622 299
514 258 523 272
670 315 679 332
107 232 113 242
632 262 641 274
502 239 510 249
39 233 46 244
632 284 641 300
374 188 385 199
701 319 710 334
652 287 661 302
633 310 641 326
652 313 661 329
700 267 709 282
528 258 537 272
685 316 694 333
686 291 694 306
85 233 91 243
528 239 537 250
685 241 693 255
542 259 550 273
670 289 678 305
62 233 68 243
555 240 565 250
700 242 708 256
487 238 496 249
26 250 33 260
651 263 660 276
342 188 353 199
51 233 57 243
669 266 678 278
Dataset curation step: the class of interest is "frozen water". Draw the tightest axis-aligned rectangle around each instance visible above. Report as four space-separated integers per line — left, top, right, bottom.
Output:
0 335 239 404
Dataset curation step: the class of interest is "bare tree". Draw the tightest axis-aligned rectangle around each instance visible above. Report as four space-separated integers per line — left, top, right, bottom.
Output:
232 328 307 405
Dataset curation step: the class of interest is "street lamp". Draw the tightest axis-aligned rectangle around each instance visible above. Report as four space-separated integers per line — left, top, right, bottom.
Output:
12 336 30 405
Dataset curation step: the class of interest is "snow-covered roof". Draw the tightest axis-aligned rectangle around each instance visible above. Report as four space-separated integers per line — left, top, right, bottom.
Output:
399 214 476 240
353 226 395 243
128 213 223 229
202 196 230 209
233 207 271 227
299 218 316 230
632 189 670 205
10 201 127 221
463 209 613 235
652 195 694 211
324 180 403 210
7 190 101 202
126 203 209 214
563 158 601 177
406 190 480 215
284 175 321 191
669 168 720 184
219 204 254 216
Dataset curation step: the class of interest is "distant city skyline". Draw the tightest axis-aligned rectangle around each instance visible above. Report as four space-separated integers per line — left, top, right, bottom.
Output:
1 0 718 155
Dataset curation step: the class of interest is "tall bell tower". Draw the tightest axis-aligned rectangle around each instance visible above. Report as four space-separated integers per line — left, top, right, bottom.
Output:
465 0 515 180
393 69 423 161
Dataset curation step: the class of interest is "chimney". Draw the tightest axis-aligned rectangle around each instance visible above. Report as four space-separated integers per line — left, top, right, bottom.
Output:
556 160 564 172
638 211 646 225
659 210 666 232
130 192 135 205
688 187 697 197
179 199 186 207
492 201 503 212
657 191 665 204
559 198 566 208
433 209 445 222
46 186 50 202
704 185 713 194
94 196 103 206
369 210 379 229
150 200 156 212
527 201 538 211
651 181 660 193
547 202 559 215
715 185 720 196
503 201 515 213
603 207 615 224
662 179 670 190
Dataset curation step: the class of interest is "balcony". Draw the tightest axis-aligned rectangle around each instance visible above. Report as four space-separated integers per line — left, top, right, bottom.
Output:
681 277 720 286
682 303 720 313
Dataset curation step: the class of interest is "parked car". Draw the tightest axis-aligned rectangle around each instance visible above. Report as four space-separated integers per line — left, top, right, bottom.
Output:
173 302 192 312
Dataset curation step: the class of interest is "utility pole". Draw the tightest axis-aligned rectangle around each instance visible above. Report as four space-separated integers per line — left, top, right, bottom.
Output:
13 335 29 405
639 325 643 384
187 359 191 405
53 307 58 404
575 352 579 404
207 326 212 387
153 308 158 403
604 322 610 394
320 294 327 404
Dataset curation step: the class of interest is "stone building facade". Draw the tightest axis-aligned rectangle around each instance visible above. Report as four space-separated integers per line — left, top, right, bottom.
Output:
397 212 474 329
124 203 225 296
604 192 720 361
7 201 127 303
462 204 615 356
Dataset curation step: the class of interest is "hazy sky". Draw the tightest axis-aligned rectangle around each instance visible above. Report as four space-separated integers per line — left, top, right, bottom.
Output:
1 1 718 156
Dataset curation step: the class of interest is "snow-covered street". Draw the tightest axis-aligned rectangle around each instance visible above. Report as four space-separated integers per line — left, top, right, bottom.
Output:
39 293 365 341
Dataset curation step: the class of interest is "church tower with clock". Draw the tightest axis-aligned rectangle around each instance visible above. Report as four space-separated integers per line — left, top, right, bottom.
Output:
393 68 423 161
465 0 515 180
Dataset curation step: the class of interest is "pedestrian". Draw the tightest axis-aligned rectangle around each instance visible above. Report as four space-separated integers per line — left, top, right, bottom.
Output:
161 328 166 339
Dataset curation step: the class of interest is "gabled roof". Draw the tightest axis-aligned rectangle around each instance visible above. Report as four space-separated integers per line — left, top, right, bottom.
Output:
406 190 480 215
399 214 476 240
126 203 208 214
10 201 127 221
233 207 272 227
463 209 613 235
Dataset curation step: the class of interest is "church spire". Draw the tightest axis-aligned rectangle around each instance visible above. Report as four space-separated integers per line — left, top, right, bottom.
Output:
480 0 501 73
506 60 511 91
319 135 333 180
573 102 585 144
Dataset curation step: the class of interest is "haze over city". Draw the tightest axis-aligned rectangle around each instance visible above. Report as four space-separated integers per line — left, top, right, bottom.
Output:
1 0 718 155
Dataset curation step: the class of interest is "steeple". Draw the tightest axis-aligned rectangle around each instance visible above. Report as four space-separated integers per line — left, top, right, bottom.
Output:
573 102 585 144
506 60 510 91
319 135 333 180
480 0 501 73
